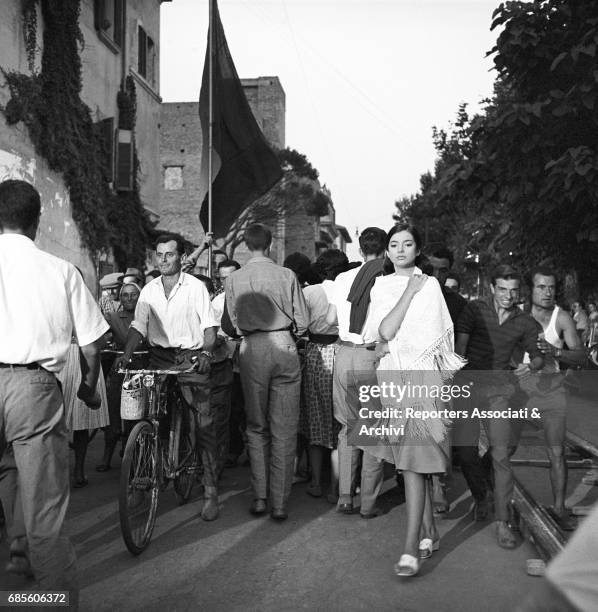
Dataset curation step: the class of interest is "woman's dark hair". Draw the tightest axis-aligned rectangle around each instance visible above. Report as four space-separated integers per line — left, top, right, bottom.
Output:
284 252 311 285
315 249 349 281
383 223 424 274
305 263 324 285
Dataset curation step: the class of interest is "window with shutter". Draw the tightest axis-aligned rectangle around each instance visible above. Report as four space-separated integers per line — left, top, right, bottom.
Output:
138 26 147 78
115 129 134 192
94 0 124 52
113 0 123 47
147 36 156 87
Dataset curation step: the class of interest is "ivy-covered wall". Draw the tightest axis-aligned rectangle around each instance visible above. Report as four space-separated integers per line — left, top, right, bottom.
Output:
0 0 163 291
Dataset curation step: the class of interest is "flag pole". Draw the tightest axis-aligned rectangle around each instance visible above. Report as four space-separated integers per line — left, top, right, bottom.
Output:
207 0 214 278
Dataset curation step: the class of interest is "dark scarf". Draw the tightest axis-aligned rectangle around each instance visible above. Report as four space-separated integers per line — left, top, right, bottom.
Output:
347 258 385 334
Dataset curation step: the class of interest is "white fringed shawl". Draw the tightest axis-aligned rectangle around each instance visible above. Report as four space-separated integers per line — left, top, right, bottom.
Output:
369 271 466 444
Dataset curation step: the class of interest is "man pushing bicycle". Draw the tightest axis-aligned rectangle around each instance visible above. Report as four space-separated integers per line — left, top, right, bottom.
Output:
117 233 220 521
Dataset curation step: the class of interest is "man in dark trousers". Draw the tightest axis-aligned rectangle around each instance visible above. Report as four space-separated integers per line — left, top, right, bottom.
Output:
223 224 309 520
427 247 467 512
455 264 543 548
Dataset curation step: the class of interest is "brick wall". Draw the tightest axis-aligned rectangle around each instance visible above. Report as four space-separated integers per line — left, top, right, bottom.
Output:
159 78 286 247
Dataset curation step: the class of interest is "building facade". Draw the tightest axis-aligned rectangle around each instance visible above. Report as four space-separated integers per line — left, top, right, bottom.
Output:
159 75 349 268
0 0 167 290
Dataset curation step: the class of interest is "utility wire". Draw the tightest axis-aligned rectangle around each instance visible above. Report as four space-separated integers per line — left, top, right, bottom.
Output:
235 0 406 140
280 0 338 184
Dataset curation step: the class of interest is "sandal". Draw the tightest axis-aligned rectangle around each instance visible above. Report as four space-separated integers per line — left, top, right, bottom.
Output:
418 538 440 559
394 554 419 577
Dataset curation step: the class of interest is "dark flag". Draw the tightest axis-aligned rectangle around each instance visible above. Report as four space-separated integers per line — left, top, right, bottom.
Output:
198 0 282 237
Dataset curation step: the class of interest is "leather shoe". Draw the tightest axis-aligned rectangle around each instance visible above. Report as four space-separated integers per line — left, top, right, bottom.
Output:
201 491 219 521
474 496 489 521
5 555 34 578
360 506 383 519
6 538 33 578
270 507 288 521
249 499 267 516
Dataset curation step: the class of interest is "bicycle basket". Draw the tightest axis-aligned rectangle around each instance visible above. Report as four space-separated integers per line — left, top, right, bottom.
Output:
120 373 147 420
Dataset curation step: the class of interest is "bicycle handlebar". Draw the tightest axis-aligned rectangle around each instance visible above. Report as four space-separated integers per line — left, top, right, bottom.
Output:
102 349 149 355
117 367 197 375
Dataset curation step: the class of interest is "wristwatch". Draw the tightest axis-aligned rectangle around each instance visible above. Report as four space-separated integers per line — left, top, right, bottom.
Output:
200 350 214 359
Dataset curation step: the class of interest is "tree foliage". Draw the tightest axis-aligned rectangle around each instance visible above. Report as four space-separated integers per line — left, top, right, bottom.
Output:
220 147 332 257
398 0 598 293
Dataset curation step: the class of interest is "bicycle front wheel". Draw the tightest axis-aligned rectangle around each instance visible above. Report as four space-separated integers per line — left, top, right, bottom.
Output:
119 420 159 555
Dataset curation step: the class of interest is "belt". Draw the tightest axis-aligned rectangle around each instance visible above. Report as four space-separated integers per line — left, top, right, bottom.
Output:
308 333 339 345
337 340 376 351
243 327 292 336
149 347 201 354
0 362 42 370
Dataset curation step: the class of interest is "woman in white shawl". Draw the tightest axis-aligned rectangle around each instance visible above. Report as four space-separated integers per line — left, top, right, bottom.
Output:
366 224 465 577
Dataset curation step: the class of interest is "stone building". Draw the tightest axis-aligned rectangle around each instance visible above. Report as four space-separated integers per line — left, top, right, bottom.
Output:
0 0 168 290
159 75 350 268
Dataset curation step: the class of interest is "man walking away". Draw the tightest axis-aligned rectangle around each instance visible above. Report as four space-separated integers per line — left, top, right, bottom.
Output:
325 227 387 516
0 179 108 606
223 224 309 520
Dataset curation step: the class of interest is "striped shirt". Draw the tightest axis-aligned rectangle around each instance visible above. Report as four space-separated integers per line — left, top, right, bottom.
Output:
456 298 542 371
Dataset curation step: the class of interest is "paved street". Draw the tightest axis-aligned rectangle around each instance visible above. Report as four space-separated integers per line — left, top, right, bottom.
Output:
2 435 538 612
5 383 598 610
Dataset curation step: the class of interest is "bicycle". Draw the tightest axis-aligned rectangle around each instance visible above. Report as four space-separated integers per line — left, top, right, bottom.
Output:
117 364 201 555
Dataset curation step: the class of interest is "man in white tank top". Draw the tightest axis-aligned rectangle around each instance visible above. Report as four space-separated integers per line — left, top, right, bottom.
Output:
525 268 586 529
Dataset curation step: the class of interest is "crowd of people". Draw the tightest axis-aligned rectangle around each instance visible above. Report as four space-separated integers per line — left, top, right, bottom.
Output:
0 177 594 606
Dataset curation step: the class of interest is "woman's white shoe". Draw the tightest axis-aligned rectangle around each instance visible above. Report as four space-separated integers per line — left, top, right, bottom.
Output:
418 538 440 559
394 553 420 577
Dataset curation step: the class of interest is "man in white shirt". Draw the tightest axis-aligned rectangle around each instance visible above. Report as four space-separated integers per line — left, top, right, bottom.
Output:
118 234 220 521
326 227 387 516
0 179 109 603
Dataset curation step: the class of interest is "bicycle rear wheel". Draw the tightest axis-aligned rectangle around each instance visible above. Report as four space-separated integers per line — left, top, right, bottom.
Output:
172 395 198 505
119 420 159 555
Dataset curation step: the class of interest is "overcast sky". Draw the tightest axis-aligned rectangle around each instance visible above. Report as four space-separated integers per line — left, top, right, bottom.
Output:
161 0 500 258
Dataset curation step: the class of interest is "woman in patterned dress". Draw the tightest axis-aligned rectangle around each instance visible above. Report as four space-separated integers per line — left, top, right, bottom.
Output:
300 250 349 500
